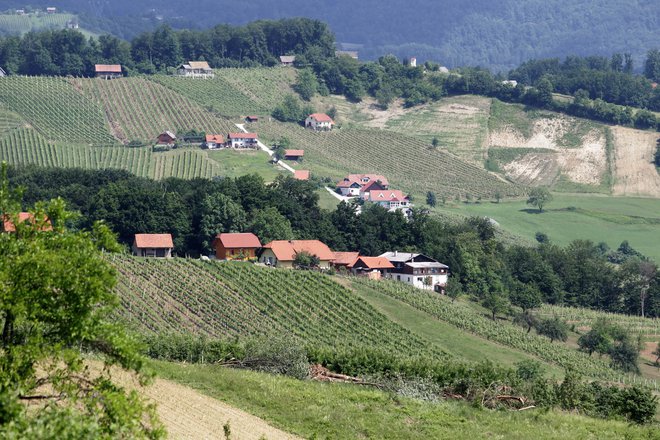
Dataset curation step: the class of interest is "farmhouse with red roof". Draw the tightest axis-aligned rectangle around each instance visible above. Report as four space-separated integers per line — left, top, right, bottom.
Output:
132 234 174 258
95 64 122 80
337 174 389 196
305 113 334 131
365 190 412 215
211 232 262 260
204 134 224 149
228 132 258 148
260 240 334 269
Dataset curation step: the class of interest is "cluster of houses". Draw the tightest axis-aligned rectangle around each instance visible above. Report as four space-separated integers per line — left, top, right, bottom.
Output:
337 174 412 216
130 232 449 293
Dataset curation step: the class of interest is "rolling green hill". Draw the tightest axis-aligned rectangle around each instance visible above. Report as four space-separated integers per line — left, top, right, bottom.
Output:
0 12 76 35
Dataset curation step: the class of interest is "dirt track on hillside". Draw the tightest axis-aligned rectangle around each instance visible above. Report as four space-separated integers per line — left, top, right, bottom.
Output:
611 126 660 197
109 367 301 440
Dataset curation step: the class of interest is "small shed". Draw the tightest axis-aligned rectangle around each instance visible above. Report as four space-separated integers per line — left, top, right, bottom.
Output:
157 131 177 145
46 7 57 13
132 234 174 258
280 55 296 66
245 116 259 123
95 64 122 80
283 149 304 161
211 232 262 260
351 256 395 280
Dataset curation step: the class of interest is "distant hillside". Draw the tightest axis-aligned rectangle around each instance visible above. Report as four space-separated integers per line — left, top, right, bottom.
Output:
0 12 77 36
10 0 660 70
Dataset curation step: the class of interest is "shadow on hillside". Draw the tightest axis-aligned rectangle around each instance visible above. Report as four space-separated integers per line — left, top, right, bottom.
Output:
519 208 544 214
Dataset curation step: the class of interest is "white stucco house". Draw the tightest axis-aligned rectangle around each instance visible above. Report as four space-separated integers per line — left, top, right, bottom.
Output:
379 251 449 293
305 113 334 131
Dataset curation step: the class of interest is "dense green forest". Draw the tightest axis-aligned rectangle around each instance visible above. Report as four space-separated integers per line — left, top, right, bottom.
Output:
8 166 660 319
2 0 658 70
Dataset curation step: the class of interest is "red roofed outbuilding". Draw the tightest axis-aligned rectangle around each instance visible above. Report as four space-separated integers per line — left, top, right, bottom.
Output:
205 134 224 149
95 64 122 79
283 149 304 161
1 212 52 233
305 113 334 131
132 234 174 258
260 240 334 269
331 251 360 270
211 232 262 260
351 256 395 280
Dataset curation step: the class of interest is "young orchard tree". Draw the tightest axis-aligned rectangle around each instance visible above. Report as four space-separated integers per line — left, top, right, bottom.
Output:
536 316 568 343
526 187 553 212
0 163 163 438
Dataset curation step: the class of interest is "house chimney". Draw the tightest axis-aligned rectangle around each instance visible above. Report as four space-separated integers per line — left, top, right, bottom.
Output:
394 250 397 256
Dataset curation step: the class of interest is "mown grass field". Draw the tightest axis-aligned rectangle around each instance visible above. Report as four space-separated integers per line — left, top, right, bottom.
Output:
434 193 660 263
153 361 660 439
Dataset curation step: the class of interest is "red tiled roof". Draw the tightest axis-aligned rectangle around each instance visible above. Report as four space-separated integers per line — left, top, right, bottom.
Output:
263 240 334 261
214 232 261 249
246 115 259 120
134 234 174 249
308 113 334 123
294 170 310 180
368 190 408 202
331 251 360 267
336 179 361 188
284 149 305 157
205 134 224 143
347 174 389 187
2 212 52 232
360 180 386 193
228 132 257 139
354 256 395 270
95 64 122 73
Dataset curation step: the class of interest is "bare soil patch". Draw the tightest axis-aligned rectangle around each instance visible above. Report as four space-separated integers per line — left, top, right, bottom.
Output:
502 153 560 186
557 132 607 185
359 99 410 129
611 126 660 197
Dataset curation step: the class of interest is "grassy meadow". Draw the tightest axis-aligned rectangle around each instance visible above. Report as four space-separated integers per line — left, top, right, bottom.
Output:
435 193 660 263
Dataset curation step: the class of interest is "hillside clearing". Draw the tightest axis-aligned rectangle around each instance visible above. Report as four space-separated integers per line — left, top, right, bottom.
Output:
611 126 660 198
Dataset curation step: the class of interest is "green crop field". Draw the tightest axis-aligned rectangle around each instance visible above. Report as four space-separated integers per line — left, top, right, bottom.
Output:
110 255 444 357
0 76 117 145
73 77 237 144
252 121 524 199
0 12 75 35
435 193 660 264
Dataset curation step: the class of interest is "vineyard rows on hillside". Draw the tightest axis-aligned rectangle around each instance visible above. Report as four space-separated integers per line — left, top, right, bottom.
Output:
72 77 237 143
0 107 24 133
216 68 298 113
149 75 268 116
110 255 446 357
0 129 221 179
0 13 75 34
0 76 117 145
353 278 619 380
254 121 523 198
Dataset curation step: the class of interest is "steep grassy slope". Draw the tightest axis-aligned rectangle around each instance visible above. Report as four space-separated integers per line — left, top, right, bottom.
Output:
154 361 660 440
110 255 444 357
0 13 75 35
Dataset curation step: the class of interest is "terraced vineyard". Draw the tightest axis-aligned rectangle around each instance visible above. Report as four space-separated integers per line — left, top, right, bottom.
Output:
0 13 75 34
110 255 444 357
73 77 237 143
253 121 523 198
0 131 221 179
352 278 621 380
0 76 117 145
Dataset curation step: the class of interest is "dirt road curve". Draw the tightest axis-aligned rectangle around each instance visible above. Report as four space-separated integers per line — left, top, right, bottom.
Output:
146 377 301 440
